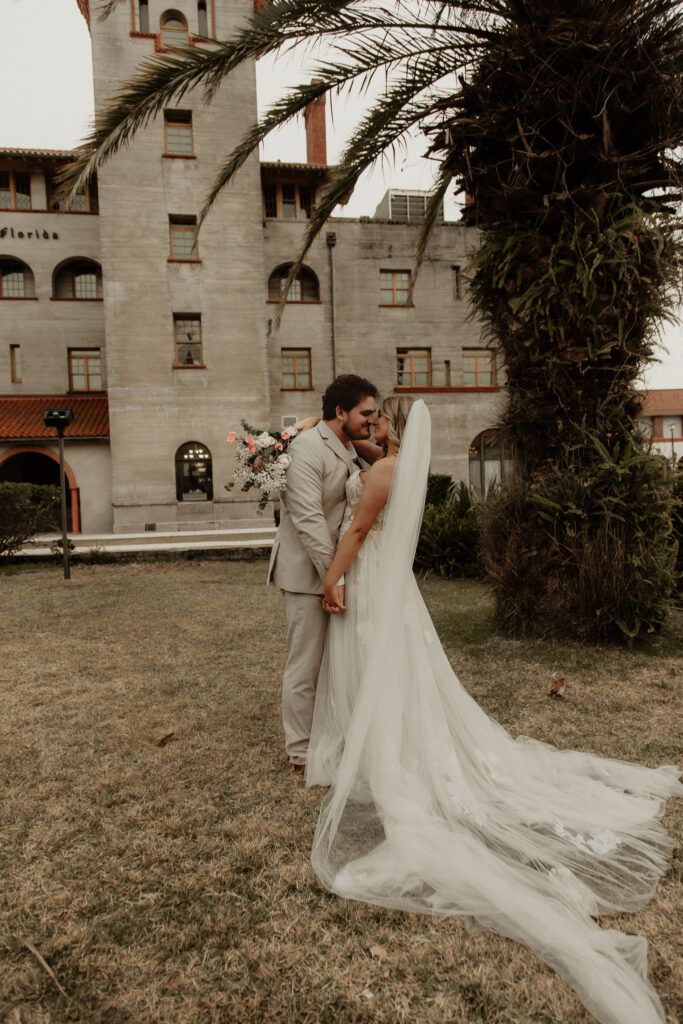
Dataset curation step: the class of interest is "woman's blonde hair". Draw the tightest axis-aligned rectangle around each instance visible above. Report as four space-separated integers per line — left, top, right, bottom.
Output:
381 395 415 451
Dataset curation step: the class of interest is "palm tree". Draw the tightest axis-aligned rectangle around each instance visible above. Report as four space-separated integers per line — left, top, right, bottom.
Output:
62 0 683 641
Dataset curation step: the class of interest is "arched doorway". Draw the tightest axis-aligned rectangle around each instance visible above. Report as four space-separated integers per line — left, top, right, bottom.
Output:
0 448 80 532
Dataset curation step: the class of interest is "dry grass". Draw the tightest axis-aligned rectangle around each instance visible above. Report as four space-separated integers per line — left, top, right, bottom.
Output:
0 562 681 1024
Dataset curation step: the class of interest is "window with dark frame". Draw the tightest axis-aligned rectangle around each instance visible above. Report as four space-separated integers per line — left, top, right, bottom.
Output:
175 442 213 502
281 348 312 390
463 349 496 387
197 0 208 36
173 314 203 367
380 269 411 306
262 181 313 219
397 348 431 387
139 0 150 31
169 215 199 260
0 260 34 298
10 345 21 383
453 265 463 301
0 170 31 211
47 175 98 213
164 110 194 156
268 264 319 302
52 260 102 300
69 349 102 392
160 11 189 49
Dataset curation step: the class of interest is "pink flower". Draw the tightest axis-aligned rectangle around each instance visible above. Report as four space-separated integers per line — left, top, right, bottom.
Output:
275 442 283 451
227 431 236 443
248 443 257 453
245 435 254 444
281 432 290 440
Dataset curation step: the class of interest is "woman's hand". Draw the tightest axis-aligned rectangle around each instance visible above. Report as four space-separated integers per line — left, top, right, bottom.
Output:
319 582 346 614
292 416 320 432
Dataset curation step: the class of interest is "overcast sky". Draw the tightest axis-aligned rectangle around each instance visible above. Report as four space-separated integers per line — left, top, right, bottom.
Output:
2 0 681 388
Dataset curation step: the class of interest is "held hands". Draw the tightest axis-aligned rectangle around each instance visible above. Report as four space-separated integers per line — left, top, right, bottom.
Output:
319 583 346 614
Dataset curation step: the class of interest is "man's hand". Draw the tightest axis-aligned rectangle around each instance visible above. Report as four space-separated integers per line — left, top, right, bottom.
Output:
319 583 346 614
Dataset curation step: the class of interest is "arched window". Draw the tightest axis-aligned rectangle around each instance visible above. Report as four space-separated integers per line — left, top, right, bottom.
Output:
0 258 35 298
175 442 213 502
268 263 319 303
197 0 208 36
139 0 149 32
53 258 103 300
468 429 514 496
160 10 189 49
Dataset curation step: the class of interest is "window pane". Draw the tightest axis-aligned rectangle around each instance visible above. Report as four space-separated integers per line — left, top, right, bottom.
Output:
14 174 31 209
282 184 296 219
463 357 475 372
282 373 295 388
463 371 476 386
263 184 277 218
0 173 11 209
380 289 394 304
479 370 492 386
166 123 193 155
171 226 197 258
297 372 310 388
75 272 97 298
176 342 202 365
282 357 295 373
175 317 201 342
298 185 311 218
71 374 86 391
71 191 87 212
2 270 25 297
301 271 318 301
414 372 429 386
89 372 103 390
288 277 302 302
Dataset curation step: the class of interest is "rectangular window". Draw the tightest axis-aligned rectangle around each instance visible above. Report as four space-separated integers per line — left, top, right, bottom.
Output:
463 350 496 387
10 345 21 382
1 266 25 297
169 216 198 260
453 265 463 301
397 348 431 387
74 269 98 299
380 270 411 306
0 170 32 211
281 348 312 390
164 110 194 156
262 181 314 219
69 348 102 392
174 315 203 366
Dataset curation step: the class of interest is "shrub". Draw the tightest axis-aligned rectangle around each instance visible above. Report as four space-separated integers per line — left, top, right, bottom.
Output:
671 466 683 593
482 431 677 643
0 482 59 561
415 481 483 579
425 473 453 508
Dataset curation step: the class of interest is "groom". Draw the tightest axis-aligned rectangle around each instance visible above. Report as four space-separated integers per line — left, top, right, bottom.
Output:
267 374 379 773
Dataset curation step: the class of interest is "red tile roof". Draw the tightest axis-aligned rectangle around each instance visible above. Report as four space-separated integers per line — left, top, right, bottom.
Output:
640 389 683 415
0 395 109 440
0 148 75 161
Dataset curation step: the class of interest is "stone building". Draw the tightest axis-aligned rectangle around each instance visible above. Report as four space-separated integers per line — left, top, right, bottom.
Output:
0 0 504 535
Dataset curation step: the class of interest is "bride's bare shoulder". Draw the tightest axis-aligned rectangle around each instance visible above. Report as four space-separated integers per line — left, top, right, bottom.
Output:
366 456 396 488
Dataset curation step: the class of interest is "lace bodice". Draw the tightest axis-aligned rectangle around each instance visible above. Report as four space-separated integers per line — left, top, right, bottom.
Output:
339 469 385 541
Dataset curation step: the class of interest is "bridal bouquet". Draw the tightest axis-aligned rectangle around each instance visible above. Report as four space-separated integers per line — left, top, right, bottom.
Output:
226 419 298 512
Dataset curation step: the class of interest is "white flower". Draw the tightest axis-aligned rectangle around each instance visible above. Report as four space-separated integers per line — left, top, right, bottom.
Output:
276 454 292 468
255 432 277 448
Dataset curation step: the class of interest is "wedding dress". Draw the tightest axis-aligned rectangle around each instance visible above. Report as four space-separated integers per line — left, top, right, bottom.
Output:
306 400 682 1024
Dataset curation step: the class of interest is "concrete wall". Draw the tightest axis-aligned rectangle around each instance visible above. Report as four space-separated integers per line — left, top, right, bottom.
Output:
90 1 269 532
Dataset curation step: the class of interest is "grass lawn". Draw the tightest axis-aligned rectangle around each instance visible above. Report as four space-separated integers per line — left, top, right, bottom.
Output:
1 561 681 1024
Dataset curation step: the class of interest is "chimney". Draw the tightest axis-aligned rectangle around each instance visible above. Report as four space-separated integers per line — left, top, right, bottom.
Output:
304 80 327 166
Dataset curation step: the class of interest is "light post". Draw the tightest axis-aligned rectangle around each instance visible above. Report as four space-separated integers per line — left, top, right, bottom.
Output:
43 409 73 580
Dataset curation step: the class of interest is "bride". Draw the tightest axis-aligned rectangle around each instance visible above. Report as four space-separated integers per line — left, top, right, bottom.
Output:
302 396 681 1024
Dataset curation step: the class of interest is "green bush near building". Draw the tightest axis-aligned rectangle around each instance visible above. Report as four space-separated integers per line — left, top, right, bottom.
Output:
416 478 484 579
0 482 59 561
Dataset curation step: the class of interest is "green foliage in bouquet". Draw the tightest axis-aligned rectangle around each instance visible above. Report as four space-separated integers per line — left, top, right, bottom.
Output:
415 481 484 580
483 429 678 643
225 419 297 514
0 482 59 561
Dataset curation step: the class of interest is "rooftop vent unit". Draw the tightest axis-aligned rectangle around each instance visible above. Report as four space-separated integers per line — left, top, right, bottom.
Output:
373 189 444 224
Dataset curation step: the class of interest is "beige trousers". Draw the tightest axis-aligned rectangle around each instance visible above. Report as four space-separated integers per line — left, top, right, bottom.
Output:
282 590 329 764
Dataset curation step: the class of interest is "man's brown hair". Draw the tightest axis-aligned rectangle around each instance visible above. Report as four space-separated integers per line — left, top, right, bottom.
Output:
322 374 379 420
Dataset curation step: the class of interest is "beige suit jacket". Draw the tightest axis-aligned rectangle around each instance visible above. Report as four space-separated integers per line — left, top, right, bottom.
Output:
267 421 358 594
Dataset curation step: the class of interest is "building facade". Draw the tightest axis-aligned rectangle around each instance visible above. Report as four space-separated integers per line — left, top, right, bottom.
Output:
0 0 505 534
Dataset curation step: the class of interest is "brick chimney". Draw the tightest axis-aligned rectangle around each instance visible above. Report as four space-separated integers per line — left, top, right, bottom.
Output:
304 80 327 166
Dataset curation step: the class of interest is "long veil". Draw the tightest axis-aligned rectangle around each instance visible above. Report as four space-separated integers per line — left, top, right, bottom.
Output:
310 399 682 1024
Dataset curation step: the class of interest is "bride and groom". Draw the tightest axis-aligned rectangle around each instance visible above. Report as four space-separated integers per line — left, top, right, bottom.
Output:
267 374 681 1024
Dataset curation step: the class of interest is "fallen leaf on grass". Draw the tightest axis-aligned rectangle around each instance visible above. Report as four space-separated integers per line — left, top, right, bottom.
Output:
156 732 176 747
548 676 566 699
